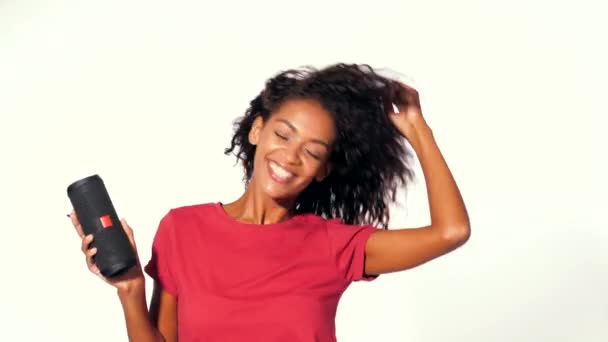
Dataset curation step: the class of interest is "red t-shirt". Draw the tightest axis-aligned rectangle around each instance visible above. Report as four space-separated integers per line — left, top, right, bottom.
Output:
144 202 378 342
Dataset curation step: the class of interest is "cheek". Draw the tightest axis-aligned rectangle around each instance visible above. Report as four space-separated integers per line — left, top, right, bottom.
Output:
254 133 280 157
301 160 326 179
259 131 285 150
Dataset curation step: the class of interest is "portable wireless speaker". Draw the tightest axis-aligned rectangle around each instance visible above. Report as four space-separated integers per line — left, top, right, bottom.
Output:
67 174 136 278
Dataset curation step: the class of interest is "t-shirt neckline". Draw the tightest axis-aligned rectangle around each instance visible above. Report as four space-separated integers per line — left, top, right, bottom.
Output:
213 202 309 229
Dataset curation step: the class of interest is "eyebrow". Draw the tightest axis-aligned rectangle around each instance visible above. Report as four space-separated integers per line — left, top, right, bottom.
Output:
277 118 330 148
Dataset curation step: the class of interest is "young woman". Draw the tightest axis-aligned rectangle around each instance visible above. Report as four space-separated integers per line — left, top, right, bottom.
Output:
70 63 470 342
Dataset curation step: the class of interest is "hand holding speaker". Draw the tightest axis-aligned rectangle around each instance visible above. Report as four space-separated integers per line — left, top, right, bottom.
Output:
67 175 145 293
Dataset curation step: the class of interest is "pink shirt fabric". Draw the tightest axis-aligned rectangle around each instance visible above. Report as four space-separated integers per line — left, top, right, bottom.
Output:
144 202 378 342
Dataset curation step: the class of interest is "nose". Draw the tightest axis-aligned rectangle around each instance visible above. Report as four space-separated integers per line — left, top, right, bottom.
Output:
284 144 300 165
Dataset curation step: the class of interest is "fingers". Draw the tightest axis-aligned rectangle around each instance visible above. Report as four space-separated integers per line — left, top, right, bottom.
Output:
82 236 102 276
398 82 419 99
86 251 102 276
70 211 99 275
85 245 97 267
398 81 417 92
81 234 94 253
71 211 140 276
394 82 421 110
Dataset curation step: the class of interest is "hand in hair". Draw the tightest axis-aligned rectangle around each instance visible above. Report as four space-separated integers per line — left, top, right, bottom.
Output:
387 82 426 143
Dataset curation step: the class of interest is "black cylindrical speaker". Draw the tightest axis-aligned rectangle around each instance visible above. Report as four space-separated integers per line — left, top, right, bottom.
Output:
67 174 136 278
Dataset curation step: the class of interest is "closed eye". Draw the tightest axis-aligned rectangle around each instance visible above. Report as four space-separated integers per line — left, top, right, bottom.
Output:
306 149 321 160
274 131 288 140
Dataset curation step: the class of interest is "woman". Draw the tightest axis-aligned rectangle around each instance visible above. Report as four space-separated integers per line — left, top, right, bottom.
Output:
70 63 470 341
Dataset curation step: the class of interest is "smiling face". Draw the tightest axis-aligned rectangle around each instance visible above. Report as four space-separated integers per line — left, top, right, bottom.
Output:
247 98 336 202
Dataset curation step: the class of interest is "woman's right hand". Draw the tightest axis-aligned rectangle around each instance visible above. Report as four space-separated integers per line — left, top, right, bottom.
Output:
69 209 145 294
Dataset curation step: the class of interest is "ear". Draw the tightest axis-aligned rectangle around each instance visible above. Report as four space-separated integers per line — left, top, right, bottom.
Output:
248 116 264 146
315 162 332 182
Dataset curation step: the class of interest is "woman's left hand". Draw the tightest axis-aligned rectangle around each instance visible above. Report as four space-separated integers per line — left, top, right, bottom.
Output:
387 82 428 142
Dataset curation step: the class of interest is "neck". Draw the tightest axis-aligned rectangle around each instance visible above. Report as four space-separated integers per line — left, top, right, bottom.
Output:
223 179 295 225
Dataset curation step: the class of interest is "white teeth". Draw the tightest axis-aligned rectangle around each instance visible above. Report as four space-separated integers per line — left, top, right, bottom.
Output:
269 161 294 179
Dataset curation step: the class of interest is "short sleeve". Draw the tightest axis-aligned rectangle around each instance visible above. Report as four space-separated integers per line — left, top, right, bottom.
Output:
326 219 379 282
144 210 179 297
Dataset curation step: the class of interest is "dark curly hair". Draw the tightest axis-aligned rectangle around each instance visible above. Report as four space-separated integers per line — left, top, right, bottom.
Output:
224 63 415 228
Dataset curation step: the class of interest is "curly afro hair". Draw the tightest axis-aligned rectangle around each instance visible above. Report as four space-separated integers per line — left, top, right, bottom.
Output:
224 63 416 228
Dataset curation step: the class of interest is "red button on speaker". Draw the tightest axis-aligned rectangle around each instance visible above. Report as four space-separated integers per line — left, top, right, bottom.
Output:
99 215 113 228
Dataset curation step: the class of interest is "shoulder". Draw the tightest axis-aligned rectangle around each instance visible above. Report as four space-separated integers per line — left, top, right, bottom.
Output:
163 202 219 223
154 202 221 234
309 216 379 282
299 214 380 241
323 216 379 234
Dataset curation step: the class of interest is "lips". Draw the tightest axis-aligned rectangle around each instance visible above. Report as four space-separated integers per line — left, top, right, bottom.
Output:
267 160 295 184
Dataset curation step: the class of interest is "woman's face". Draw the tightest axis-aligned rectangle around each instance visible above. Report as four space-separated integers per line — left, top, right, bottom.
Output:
248 98 336 202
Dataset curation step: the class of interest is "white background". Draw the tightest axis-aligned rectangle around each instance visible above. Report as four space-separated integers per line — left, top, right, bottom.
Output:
1 0 606 341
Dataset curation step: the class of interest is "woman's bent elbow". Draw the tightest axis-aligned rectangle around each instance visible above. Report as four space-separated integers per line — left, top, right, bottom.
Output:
441 223 471 248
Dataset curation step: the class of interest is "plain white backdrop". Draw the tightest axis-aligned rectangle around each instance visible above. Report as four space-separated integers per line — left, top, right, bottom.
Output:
1 0 606 341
